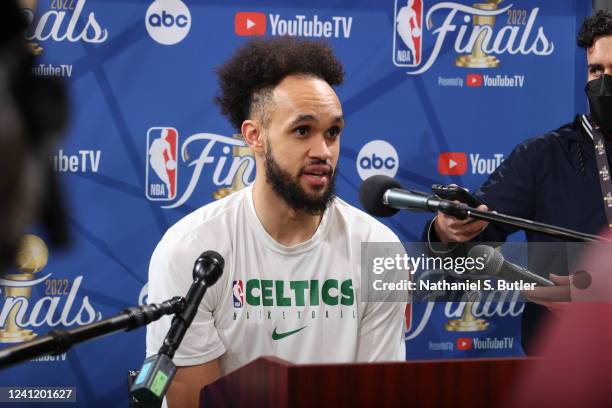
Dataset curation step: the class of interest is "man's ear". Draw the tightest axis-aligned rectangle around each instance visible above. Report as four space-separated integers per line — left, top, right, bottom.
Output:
241 119 264 155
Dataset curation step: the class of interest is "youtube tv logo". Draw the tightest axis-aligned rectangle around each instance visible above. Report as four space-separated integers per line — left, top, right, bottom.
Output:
466 73 482 87
438 152 467 176
456 338 473 350
235 12 266 36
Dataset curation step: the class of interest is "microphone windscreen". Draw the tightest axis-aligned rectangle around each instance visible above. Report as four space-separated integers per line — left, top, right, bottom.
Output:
359 175 403 217
195 251 224 285
467 245 503 277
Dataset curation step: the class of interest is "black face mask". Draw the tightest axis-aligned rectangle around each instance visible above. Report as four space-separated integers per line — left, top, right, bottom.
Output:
585 74 612 133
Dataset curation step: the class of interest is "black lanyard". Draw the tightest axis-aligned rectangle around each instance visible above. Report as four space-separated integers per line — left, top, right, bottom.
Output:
582 115 612 230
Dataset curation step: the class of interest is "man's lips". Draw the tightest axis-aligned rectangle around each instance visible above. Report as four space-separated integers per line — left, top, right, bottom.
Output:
301 164 332 187
303 164 332 175
301 173 328 186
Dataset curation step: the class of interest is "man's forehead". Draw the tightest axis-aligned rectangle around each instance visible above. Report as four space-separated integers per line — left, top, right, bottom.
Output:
273 75 339 101
270 75 343 120
588 35 612 58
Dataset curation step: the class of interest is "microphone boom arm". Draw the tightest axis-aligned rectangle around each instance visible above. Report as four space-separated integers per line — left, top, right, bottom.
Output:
383 188 606 243
0 297 185 369
466 208 604 243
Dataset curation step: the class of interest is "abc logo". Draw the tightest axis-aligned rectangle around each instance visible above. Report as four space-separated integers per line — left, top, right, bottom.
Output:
356 140 399 180
145 0 191 45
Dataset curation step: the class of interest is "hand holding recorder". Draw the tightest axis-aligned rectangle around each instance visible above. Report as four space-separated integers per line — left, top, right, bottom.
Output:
431 184 490 243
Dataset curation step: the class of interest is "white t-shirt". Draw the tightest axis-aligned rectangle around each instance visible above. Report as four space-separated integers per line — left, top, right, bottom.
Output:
146 186 407 376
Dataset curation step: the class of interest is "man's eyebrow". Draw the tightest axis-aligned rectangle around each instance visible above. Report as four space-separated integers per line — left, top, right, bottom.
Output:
589 63 604 71
287 115 344 127
332 116 345 125
288 115 317 127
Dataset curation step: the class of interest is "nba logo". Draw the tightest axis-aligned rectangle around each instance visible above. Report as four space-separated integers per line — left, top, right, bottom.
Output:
146 127 178 201
393 0 423 67
233 280 245 308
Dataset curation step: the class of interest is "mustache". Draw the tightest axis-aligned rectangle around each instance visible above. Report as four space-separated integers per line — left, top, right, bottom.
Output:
300 159 334 173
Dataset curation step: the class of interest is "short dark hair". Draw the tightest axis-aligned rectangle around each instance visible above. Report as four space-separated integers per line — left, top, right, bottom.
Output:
214 37 344 131
578 10 612 49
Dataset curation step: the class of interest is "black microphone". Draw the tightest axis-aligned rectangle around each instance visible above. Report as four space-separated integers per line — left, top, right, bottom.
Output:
359 175 469 218
131 250 224 404
467 245 554 287
359 176 607 242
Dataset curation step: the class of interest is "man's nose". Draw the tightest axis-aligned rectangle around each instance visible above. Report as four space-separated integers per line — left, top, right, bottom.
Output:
308 135 333 161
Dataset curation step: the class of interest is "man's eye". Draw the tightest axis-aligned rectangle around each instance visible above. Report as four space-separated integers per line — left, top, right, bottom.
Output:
590 67 604 77
295 127 308 136
327 127 341 138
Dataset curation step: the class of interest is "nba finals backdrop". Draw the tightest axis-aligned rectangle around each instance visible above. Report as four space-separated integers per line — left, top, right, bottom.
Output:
1 0 590 405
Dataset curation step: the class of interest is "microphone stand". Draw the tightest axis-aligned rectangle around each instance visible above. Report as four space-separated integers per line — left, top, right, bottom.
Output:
0 297 185 369
130 250 224 405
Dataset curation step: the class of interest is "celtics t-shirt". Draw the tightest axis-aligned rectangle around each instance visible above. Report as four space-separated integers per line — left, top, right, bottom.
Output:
146 185 406 375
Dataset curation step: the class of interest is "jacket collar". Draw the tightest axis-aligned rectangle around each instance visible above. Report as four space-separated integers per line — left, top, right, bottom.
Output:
566 114 594 143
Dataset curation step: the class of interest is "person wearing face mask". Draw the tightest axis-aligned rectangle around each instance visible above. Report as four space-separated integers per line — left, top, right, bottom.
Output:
423 10 612 355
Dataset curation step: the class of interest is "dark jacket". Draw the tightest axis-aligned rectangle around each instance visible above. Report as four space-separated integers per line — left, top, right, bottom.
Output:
424 115 612 354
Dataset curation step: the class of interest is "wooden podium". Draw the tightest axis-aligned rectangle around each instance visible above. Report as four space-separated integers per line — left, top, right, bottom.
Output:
200 356 534 407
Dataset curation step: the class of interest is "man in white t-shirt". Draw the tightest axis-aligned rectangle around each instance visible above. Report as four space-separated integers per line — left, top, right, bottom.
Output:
146 37 407 407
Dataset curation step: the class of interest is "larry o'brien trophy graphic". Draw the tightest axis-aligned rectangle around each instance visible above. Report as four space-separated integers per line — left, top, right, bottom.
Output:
445 292 489 332
212 134 253 200
19 0 43 55
455 0 503 68
0 234 48 343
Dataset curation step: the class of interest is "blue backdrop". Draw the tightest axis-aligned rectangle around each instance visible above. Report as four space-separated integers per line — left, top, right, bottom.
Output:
0 0 591 405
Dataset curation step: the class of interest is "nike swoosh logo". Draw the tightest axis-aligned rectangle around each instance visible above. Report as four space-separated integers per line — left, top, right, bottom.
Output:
272 326 307 340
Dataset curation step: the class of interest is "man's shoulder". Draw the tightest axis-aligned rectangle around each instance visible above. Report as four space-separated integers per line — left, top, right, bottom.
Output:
519 117 583 150
332 197 401 242
505 116 583 162
158 188 246 253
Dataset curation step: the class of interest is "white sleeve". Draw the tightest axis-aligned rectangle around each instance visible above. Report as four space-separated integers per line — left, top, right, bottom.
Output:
356 227 407 362
145 233 227 366
356 297 406 362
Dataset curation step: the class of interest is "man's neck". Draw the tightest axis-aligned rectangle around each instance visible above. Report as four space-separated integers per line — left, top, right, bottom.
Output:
251 178 324 247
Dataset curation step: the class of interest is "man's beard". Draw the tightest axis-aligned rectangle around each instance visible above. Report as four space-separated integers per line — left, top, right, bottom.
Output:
264 144 336 215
